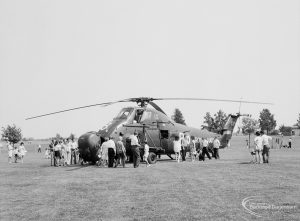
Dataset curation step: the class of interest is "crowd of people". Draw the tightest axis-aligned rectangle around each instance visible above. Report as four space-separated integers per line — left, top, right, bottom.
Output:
48 138 78 167
7 141 27 163
5 131 293 167
95 132 221 168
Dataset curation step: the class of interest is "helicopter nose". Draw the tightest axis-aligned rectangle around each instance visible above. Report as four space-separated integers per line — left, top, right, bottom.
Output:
78 132 101 162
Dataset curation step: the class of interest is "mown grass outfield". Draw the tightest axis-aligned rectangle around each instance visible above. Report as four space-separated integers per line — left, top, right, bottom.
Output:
0 136 299 221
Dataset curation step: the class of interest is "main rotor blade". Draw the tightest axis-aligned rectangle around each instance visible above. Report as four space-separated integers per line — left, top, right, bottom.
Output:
25 99 131 120
152 98 273 105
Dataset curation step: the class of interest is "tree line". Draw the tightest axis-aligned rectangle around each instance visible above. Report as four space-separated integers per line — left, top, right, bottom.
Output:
172 108 300 136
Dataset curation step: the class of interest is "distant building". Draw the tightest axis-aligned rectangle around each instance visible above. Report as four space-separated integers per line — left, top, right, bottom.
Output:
291 126 300 136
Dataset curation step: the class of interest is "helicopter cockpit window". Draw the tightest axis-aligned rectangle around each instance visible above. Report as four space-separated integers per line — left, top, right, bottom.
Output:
115 108 133 119
140 110 153 123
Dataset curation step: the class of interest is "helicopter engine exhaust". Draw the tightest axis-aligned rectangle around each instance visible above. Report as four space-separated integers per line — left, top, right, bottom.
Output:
78 131 101 164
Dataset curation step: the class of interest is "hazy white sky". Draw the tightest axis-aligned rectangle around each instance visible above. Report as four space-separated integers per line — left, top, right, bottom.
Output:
0 0 299 138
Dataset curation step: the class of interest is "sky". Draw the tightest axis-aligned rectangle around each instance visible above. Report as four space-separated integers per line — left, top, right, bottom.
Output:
0 0 299 139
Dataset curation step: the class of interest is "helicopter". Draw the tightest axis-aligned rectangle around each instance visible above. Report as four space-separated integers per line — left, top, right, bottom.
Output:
26 97 272 164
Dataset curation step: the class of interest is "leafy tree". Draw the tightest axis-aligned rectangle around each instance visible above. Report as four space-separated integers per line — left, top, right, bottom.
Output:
203 112 214 130
279 125 292 136
242 117 259 135
172 108 186 125
259 109 276 134
213 110 227 133
242 117 259 148
69 133 76 140
1 124 22 145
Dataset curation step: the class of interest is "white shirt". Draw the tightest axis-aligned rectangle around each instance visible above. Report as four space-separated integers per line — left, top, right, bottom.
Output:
65 142 71 152
106 139 116 152
70 141 77 150
261 134 271 146
144 144 149 155
213 139 220 149
173 140 181 153
203 139 209 147
130 135 140 146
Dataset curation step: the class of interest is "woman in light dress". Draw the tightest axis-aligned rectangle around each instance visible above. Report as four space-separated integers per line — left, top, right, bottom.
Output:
7 141 13 163
254 131 263 164
18 142 27 163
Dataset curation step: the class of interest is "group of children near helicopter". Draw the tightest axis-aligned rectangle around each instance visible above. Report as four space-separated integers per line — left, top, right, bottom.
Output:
7 141 27 163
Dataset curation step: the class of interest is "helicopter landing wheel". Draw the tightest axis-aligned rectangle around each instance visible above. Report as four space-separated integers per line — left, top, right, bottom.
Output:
148 152 157 164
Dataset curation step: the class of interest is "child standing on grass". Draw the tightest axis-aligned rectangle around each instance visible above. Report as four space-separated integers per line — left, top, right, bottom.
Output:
190 138 197 162
19 142 27 163
143 142 150 167
7 141 13 163
173 136 181 162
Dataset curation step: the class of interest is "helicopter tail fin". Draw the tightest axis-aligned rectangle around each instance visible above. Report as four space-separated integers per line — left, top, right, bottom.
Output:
219 114 240 148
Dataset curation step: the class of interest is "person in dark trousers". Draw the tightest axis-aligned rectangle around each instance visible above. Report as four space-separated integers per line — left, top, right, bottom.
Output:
213 137 220 159
201 138 211 161
130 132 141 168
288 138 292 148
181 135 189 161
70 139 78 164
49 140 55 166
115 132 126 168
37 144 42 153
106 137 116 167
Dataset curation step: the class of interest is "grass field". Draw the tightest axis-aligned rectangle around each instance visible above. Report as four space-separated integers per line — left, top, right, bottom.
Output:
0 136 299 221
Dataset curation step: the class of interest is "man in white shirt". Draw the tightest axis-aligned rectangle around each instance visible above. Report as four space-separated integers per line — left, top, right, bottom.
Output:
260 131 271 163
107 137 116 167
201 138 211 161
213 137 220 159
130 132 141 168
70 139 78 164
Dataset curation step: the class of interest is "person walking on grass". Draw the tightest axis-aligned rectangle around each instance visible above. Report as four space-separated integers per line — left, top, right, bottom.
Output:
288 137 292 148
130 131 141 168
19 142 27 163
7 141 13 163
190 137 197 162
201 138 211 161
143 141 150 167
213 137 220 159
37 144 42 153
173 136 181 162
254 131 263 164
181 134 189 161
261 131 271 163
100 137 110 167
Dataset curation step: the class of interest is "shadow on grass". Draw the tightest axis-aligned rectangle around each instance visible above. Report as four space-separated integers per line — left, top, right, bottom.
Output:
238 161 255 164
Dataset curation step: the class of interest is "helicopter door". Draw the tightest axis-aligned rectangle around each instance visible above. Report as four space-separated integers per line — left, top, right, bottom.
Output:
160 130 169 150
